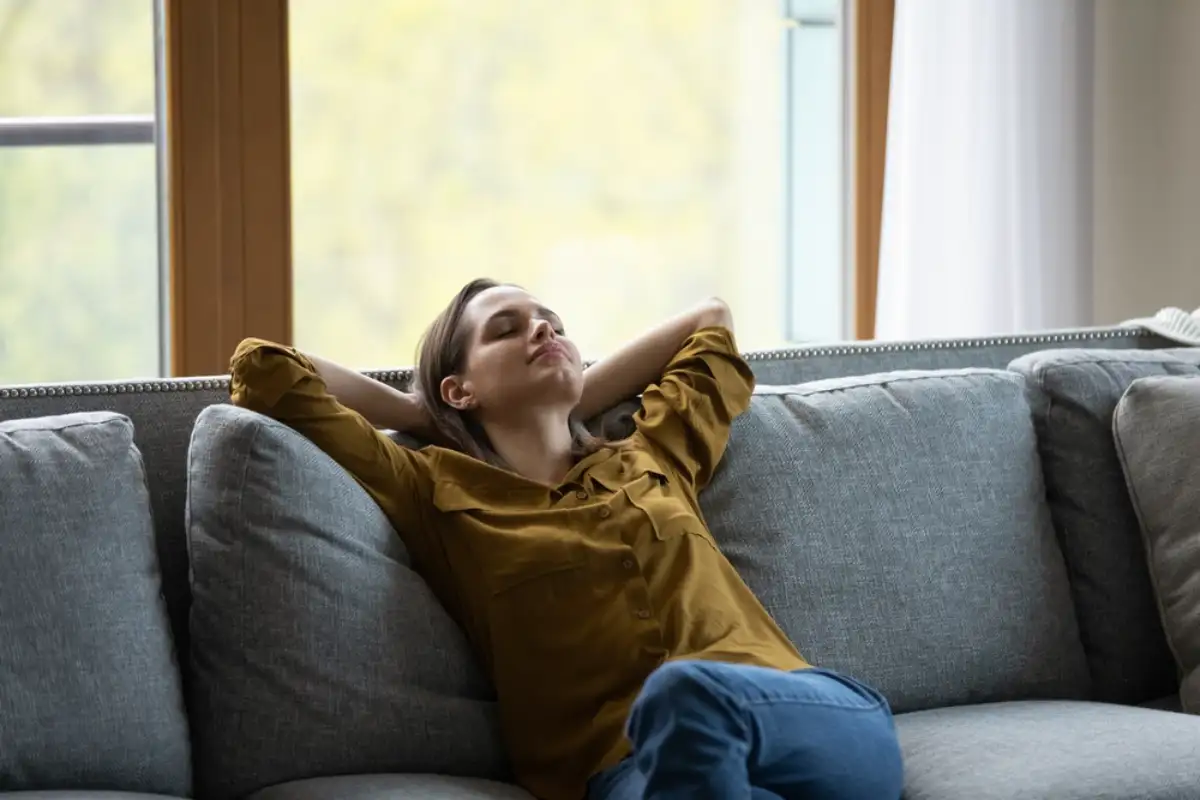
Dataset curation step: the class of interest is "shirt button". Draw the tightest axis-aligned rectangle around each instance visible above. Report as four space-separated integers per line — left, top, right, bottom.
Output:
598 507 611 519
636 609 651 619
575 489 588 500
622 558 635 570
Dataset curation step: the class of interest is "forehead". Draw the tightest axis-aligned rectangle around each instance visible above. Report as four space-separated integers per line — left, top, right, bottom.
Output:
464 285 546 323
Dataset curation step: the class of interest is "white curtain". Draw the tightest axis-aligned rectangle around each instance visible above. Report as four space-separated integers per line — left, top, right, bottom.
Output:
875 0 1095 340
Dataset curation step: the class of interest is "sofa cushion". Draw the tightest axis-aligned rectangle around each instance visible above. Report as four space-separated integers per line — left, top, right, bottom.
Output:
0 412 191 796
1142 693 1185 713
698 369 1089 713
1009 349 1200 704
897 700 1200 799
185 405 508 800
1114 375 1200 714
247 775 534 800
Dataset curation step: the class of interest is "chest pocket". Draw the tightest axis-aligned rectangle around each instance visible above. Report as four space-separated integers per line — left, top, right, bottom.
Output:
618 451 715 546
432 480 588 594
432 481 623 717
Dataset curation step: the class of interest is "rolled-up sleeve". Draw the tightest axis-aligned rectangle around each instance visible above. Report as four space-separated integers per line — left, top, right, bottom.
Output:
632 326 754 492
228 338 454 601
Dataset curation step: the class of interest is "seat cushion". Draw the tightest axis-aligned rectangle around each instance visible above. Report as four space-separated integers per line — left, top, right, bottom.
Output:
897 700 1200 799
1009 349 1200 704
247 775 534 800
185 406 508 800
0 413 191 796
699 369 1089 713
1114 375 1200 714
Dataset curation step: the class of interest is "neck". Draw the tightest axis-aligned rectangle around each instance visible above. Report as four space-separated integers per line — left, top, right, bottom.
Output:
482 408 577 485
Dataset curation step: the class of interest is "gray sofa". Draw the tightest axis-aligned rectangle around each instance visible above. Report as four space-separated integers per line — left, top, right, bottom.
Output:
2 325 1199 800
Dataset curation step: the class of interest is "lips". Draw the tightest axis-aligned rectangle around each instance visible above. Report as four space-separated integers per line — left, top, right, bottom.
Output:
531 342 567 363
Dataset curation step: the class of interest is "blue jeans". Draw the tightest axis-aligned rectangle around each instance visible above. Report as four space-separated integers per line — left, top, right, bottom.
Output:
587 661 903 800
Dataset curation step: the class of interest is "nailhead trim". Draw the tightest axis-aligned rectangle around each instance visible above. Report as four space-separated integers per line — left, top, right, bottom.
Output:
0 326 1155 399
741 326 1150 362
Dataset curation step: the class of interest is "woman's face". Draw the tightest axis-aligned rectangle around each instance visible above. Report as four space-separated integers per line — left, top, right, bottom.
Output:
441 285 584 416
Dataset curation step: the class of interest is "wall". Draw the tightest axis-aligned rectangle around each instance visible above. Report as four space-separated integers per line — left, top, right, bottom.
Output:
1093 0 1200 324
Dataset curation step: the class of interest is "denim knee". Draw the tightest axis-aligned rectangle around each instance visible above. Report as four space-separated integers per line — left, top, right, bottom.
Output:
633 661 718 708
628 661 740 734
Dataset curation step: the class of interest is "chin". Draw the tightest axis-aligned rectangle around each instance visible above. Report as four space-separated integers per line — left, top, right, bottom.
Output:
533 372 584 408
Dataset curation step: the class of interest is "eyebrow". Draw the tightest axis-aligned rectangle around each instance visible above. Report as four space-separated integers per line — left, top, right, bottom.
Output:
484 306 559 326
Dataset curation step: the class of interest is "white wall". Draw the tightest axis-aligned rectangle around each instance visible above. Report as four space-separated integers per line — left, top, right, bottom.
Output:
1093 0 1200 324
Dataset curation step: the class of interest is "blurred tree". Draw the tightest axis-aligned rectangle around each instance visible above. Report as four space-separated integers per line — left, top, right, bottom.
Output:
0 0 157 383
0 0 786 382
290 0 785 367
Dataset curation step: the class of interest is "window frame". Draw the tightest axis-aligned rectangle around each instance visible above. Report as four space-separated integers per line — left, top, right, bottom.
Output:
782 0 850 342
164 0 292 377
851 0 895 340
0 0 169 378
0 0 893 380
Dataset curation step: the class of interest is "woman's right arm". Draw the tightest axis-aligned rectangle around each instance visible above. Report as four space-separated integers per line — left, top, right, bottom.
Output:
229 338 456 605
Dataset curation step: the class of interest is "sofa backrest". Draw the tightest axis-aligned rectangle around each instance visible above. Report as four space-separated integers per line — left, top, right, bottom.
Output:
0 326 1173 679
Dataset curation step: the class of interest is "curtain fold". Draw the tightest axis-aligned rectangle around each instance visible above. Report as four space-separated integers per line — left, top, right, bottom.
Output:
875 0 1094 340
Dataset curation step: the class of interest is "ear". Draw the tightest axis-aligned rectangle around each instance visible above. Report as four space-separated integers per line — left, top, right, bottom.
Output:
440 374 476 411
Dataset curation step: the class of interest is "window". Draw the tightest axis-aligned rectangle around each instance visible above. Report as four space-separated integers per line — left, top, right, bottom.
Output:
290 0 847 367
784 0 846 343
0 0 165 383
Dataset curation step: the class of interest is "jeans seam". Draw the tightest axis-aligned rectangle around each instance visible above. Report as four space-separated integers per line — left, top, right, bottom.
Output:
742 697 887 712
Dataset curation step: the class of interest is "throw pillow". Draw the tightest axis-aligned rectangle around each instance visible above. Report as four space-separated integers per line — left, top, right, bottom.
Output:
698 369 1091 713
1009 348 1200 704
1114 375 1200 714
0 412 191 795
186 404 508 800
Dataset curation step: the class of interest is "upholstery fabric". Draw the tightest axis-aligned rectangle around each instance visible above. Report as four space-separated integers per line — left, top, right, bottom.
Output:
897 700 1200 799
0 326 1164 667
1141 694 1185 714
247 775 534 800
698 369 1090 713
0 413 191 796
1114 375 1200 714
0 794 184 799
742 330 1172 386
1009 349 1200 703
0 383 228 665
185 405 508 800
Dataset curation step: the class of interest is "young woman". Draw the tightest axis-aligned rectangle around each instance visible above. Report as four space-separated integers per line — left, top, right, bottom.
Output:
229 278 903 800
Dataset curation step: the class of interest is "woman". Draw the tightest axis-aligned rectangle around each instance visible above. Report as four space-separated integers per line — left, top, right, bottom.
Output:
229 278 903 800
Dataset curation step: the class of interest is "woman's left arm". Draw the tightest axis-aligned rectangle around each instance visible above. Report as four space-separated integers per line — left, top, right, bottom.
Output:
575 297 734 422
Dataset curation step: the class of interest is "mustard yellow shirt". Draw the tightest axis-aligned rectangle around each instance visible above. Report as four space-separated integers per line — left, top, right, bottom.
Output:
229 327 809 800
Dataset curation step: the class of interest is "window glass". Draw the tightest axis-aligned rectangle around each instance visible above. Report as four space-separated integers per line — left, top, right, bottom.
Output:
0 0 161 383
291 0 791 367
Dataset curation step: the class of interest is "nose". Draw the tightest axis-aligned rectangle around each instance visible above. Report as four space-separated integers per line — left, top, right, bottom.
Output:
531 317 555 341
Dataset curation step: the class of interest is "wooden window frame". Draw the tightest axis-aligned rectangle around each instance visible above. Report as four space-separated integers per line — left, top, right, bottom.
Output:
161 1 891 366
853 0 894 340
164 0 292 377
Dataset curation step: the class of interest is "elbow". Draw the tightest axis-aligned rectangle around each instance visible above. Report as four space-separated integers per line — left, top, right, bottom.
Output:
227 338 296 411
695 297 734 332
230 337 269 374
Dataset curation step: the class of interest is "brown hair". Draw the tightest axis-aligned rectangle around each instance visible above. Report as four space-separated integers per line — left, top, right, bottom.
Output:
414 278 607 469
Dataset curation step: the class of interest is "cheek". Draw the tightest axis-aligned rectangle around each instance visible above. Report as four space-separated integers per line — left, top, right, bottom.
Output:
565 341 583 365
469 343 524 385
